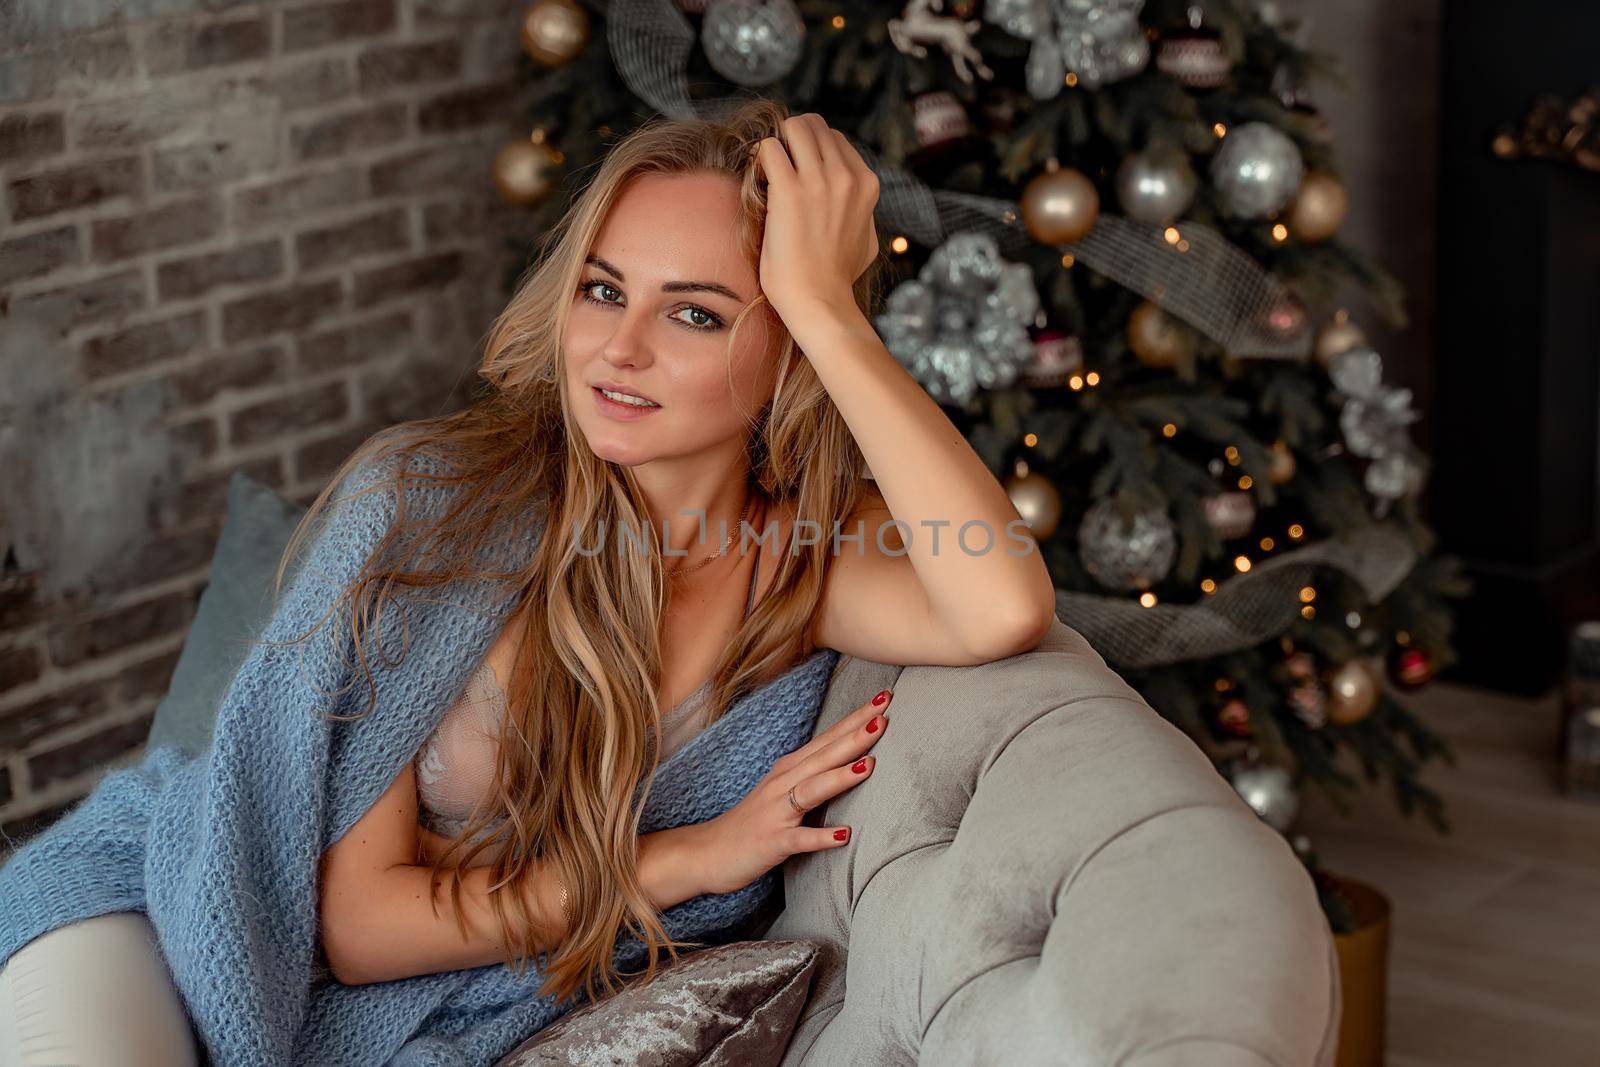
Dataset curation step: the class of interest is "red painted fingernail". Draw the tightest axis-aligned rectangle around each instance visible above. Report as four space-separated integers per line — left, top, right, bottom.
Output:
871 690 890 706
852 758 869 773
865 717 879 733
833 828 849 841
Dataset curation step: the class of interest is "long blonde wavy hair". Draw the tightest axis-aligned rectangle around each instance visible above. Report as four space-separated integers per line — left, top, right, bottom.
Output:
272 96 887 1004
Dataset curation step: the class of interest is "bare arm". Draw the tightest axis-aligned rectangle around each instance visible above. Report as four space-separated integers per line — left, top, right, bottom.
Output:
792 304 1058 659
813 491 1052 667
318 758 708 986
752 116 1057 657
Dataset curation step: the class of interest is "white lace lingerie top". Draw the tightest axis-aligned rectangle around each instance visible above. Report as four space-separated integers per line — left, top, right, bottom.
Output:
413 541 764 856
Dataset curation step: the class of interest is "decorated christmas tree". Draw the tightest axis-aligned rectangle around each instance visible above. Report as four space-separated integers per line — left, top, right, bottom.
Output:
494 0 1469 930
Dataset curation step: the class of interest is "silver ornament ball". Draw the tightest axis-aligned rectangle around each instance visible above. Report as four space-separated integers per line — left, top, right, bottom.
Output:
1077 497 1177 591
701 0 806 88
1116 149 1197 225
1211 122 1304 219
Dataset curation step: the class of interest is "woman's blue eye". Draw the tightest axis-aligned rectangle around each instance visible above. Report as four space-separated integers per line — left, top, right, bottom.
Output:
580 280 621 305
576 278 724 332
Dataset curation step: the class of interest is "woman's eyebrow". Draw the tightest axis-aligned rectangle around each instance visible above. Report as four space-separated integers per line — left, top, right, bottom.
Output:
585 255 744 302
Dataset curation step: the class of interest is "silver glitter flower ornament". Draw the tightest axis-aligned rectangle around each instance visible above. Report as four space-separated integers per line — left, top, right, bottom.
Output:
985 0 1151 98
874 231 1041 405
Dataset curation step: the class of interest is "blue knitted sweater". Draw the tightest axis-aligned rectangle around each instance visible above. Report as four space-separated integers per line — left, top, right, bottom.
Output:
0 441 840 1066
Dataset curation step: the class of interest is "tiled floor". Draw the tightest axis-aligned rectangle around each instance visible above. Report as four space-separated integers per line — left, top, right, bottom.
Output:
1297 680 1600 1066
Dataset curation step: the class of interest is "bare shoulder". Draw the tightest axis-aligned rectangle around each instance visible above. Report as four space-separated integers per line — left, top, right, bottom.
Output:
806 484 985 666
752 489 898 570
843 482 901 546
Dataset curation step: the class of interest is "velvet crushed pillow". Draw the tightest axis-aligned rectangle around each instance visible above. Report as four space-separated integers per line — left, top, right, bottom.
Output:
494 939 822 1067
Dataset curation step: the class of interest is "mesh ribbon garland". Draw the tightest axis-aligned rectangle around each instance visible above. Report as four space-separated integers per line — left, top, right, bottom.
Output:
1055 522 1417 668
607 0 736 121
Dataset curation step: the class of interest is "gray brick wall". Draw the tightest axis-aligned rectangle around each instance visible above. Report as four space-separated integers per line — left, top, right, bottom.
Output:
0 0 540 841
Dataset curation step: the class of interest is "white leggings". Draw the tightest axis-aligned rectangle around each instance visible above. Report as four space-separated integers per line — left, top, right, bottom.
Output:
0 912 201 1067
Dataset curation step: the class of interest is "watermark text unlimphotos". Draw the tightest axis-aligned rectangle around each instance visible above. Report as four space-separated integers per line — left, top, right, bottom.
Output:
570 510 1040 559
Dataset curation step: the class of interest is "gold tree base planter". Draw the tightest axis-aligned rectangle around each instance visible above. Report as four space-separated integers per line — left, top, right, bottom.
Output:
1330 875 1392 1067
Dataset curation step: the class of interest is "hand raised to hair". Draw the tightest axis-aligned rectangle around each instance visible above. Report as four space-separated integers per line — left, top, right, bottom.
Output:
752 113 881 326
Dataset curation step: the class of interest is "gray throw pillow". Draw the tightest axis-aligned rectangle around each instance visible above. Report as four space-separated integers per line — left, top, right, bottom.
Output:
495 939 822 1067
145 469 308 758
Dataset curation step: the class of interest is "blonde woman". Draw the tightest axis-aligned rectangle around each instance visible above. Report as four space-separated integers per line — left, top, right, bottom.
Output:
0 98 1055 1063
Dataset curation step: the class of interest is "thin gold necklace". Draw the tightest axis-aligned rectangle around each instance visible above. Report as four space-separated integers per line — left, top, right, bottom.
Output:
666 491 753 579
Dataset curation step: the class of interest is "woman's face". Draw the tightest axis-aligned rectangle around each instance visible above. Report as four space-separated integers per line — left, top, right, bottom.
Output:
563 171 784 470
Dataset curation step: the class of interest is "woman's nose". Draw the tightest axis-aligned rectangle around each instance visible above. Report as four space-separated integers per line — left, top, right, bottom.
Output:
600 316 653 369
601 345 645 369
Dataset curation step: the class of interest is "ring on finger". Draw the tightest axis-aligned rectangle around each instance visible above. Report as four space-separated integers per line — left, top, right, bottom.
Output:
786 784 808 815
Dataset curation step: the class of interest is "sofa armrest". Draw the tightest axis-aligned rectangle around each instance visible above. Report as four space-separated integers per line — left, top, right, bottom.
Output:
768 619 1340 1066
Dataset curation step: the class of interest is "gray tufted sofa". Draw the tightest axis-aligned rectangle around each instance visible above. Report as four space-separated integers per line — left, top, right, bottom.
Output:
756 617 1342 1066
144 612 1340 1065
137 473 1339 1063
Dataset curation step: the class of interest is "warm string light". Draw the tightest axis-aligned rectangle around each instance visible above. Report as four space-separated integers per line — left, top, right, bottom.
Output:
1139 591 1158 607
1162 422 1177 437
890 235 909 254
1214 122 1228 138
831 14 845 28
1060 252 1075 267
1023 432 1037 447
1272 223 1288 242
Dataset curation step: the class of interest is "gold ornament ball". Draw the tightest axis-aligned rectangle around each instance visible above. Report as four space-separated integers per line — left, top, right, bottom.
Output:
493 136 561 205
522 0 590 66
1005 468 1063 540
1020 164 1100 245
1287 173 1349 243
1313 311 1367 369
1268 439 1297 484
1327 658 1380 725
1128 300 1194 368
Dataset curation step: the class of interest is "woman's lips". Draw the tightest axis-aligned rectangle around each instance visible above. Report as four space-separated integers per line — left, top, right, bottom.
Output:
592 385 662 420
